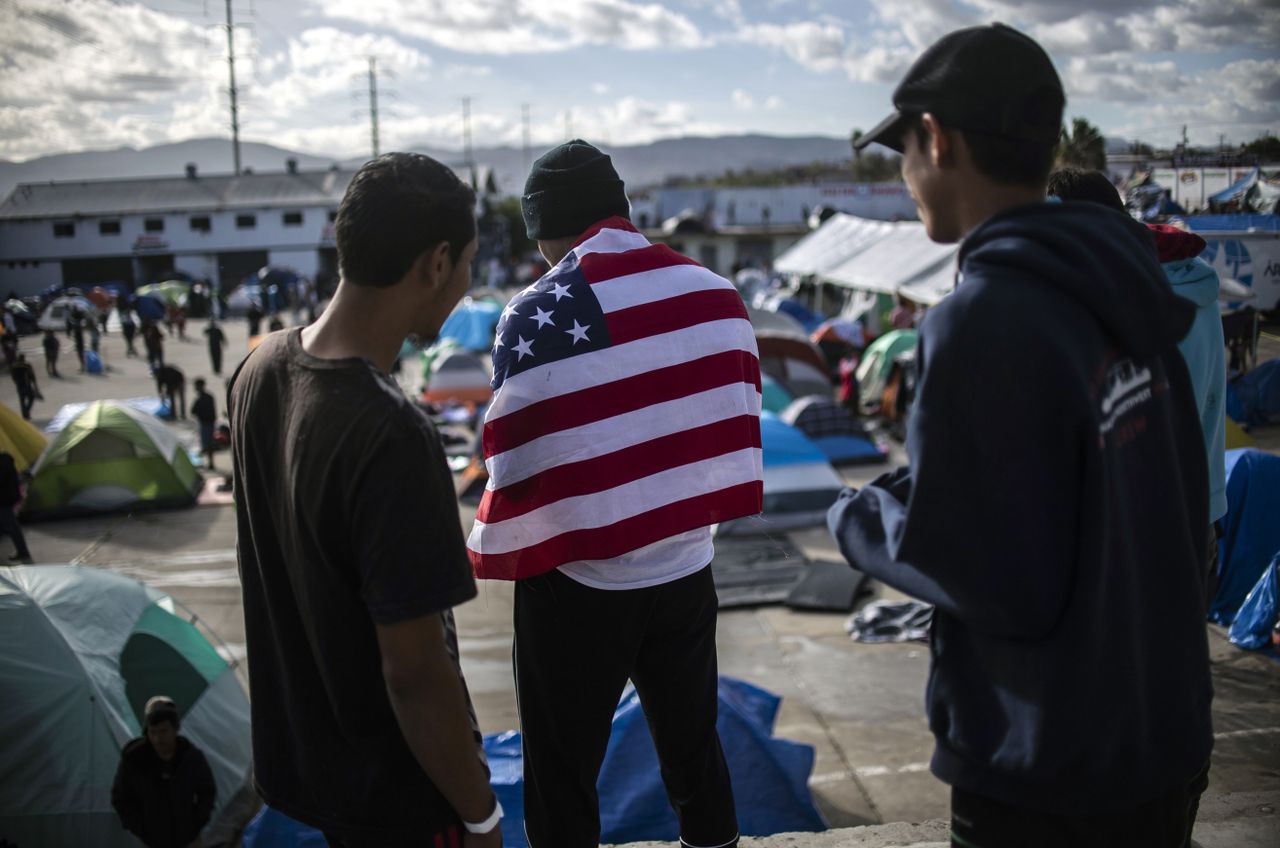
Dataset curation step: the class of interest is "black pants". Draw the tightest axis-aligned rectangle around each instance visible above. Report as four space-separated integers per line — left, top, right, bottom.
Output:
0 508 30 559
951 761 1210 848
17 389 35 420
514 566 738 848
209 345 223 376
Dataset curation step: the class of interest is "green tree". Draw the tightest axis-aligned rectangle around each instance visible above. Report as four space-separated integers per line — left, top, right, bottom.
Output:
1058 117 1108 170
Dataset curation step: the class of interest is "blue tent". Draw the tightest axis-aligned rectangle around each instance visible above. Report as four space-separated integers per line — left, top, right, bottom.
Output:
438 298 503 351
1209 168 1260 208
132 295 165 321
1187 214 1280 233
242 678 823 848
774 298 824 333
1227 360 1280 427
781 395 886 465
1210 449 1280 625
719 413 845 536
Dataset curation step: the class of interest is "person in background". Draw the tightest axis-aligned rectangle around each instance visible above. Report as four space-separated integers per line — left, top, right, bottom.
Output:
246 301 263 337
229 153 500 846
10 354 40 420
71 312 86 372
0 452 32 563
0 308 16 367
191 378 217 471
203 321 227 376
888 293 917 329
832 23 1212 846
42 330 60 377
1048 166 1228 599
111 696 216 848
475 140 758 848
143 321 165 371
267 316 285 332
121 309 139 357
155 364 186 420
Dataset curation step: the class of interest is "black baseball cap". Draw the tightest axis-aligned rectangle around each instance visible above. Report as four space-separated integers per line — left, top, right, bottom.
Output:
855 22 1064 154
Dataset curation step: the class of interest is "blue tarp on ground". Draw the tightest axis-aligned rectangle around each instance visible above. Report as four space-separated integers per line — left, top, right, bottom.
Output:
438 299 503 351
1211 449 1280 625
488 676 824 847
243 677 824 848
1228 555 1280 650
1228 360 1280 427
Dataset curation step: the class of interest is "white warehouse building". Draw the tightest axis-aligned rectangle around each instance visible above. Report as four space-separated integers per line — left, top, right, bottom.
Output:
0 160 492 298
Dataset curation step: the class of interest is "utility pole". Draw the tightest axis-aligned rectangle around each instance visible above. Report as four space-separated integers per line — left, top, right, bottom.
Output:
368 57 380 158
462 96 475 188
521 103 531 172
223 0 242 175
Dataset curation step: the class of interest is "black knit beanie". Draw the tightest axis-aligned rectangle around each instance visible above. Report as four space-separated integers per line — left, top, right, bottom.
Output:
521 140 630 240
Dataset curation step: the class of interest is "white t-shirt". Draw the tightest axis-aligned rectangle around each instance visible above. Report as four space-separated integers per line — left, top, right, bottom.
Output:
558 527 714 590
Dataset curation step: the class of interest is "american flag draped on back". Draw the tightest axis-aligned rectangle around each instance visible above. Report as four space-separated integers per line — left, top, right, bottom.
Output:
468 217 764 580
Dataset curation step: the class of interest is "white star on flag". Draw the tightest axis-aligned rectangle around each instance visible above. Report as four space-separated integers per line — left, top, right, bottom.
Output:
532 307 555 328
550 282 574 301
502 303 520 320
494 336 504 349
513 336 535 360
565 320 591 345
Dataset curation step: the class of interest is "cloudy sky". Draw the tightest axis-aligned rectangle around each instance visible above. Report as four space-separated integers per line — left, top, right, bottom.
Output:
0 0 1276 163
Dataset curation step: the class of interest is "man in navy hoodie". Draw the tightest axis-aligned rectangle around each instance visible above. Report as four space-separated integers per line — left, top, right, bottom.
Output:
836 24 1213 846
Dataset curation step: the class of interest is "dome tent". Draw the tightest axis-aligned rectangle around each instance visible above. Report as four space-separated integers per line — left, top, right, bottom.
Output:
0 401 47 471
23 401 200 520
717 413 845 536
0 565 252 847
781 395 886 465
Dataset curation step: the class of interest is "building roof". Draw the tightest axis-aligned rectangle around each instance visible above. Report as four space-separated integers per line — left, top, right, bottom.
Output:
0 163 493 221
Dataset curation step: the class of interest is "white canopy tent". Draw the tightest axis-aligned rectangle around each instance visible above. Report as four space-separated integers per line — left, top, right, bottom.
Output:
774 214 896 277
822 223 958 294
898 259 961 306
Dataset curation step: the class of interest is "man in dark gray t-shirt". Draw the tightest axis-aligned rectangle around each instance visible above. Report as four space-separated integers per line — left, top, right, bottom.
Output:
229 153 503 847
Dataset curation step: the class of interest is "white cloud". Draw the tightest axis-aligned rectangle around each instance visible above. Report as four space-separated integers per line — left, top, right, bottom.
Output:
318 0 707 54
736 21 845 72
764 95 783 110
731 88 754 109
591 82 611 95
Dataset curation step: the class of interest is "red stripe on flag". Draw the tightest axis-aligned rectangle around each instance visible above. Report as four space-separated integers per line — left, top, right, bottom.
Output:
483 349 761 456
470 481 764 580
606 288 749 347
478 414 762 524
578 243 699 284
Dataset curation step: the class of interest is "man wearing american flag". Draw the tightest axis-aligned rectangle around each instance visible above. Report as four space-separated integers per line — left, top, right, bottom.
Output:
469 140 763 847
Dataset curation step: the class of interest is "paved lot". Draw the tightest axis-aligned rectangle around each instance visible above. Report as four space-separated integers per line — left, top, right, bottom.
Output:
5 316 1280 839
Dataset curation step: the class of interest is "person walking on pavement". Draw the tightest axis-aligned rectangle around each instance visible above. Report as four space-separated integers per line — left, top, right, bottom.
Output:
246 301 263 337
111 696 216 848
71 313 86 372
191 378 217 471
229 153 501 846
471 141 761 848
10 354 41 420
121 309 139 357
42 330 60 377
203 321 227 376
155 364 186 419
830 24 1212 846
143 321 165 371
0 452 32 563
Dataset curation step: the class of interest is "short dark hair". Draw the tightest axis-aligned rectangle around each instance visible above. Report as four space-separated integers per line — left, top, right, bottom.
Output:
336 153 477 288
1046 166 1125 212
908 113 1058 187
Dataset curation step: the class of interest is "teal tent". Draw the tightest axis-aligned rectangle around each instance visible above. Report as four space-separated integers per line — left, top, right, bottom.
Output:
0 566 253 847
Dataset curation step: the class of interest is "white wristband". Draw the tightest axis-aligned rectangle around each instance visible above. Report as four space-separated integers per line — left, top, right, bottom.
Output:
463 797 503 835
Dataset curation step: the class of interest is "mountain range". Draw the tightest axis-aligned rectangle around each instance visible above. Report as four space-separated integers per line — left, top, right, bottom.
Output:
0 134 858 200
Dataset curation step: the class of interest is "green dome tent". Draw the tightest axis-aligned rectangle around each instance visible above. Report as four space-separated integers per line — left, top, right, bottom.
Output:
23 401 201 520
0 565 252 847
856 329 917 411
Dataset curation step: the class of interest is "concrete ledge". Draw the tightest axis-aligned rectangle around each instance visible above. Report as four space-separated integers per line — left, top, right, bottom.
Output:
612 791 1280 848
